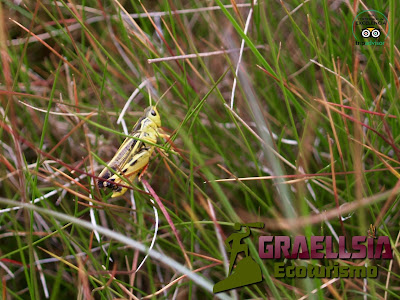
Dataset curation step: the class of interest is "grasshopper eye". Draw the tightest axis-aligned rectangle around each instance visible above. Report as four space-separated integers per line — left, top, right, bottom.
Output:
151 110 157 116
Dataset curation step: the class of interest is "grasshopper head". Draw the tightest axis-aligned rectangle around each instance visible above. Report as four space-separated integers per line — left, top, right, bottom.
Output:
145 106 161 127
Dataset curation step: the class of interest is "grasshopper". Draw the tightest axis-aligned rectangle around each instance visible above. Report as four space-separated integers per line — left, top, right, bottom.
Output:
98 106 166 198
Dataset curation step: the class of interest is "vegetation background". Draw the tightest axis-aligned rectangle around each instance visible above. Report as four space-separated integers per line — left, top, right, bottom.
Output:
0 0 399 299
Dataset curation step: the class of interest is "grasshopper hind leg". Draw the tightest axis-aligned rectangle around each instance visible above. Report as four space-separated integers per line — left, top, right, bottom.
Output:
110 173 137 198
110 148 153 198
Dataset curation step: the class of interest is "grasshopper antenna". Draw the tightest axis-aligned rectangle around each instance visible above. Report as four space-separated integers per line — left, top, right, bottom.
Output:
155 81 176 108
147 82 153 106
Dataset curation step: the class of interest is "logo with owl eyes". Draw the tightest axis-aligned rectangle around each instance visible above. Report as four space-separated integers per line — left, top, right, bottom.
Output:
361 27 381 38
352 10 389 46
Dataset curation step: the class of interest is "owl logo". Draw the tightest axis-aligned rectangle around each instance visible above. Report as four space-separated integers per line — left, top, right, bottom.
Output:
361 27 381 38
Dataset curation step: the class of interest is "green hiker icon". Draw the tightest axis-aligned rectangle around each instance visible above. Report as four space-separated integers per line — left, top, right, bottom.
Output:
226 223 251 274
213 222 264 293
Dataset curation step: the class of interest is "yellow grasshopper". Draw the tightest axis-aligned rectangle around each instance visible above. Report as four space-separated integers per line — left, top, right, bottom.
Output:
98 106 166 197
